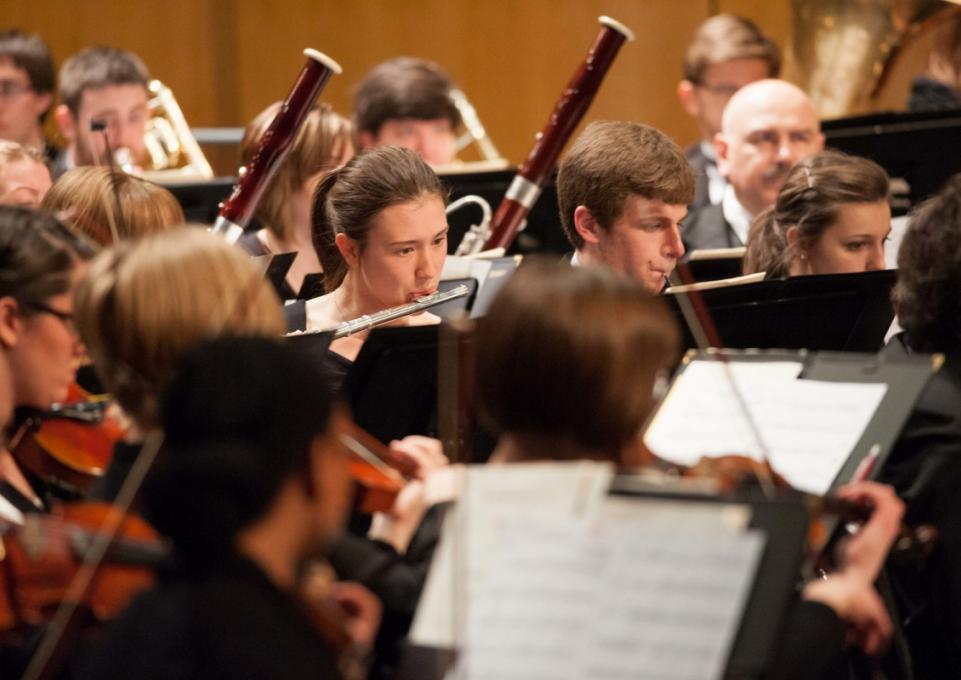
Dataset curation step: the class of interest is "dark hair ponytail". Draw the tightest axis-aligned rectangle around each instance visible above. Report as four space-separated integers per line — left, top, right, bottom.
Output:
310 146 446 292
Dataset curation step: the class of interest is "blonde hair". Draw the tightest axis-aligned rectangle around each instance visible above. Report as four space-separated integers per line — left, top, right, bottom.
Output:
41 166 184 245
75 227 285 428
241 102 353 241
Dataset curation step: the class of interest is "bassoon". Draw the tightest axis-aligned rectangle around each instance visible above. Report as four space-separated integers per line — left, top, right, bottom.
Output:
212 49 342 243
481 16 634 252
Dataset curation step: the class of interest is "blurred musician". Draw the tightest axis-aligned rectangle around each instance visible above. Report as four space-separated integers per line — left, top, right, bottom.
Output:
42 166 184 244
354 58 460 167
683 79 824 252
476 260 903 676
74 227 285 503
0 30 57 165
0 140 51 208
908 12 961 113
236 102 354 298
882 174 961 677
0 206 94 513
306 146 447 374
557 121 693 294
51 46 151 179
82 337 378 680
743 151 891 278
676 14 780 210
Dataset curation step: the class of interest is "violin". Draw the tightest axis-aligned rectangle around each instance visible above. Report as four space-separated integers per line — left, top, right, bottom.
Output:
340 423 417 515
0 501 167 641
10 383 126 498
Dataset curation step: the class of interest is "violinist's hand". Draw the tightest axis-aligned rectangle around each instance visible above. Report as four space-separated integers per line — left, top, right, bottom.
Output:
803 573 893 656
835 481 905 583
367 479 428 553
330 581 382 651
387 435 448 480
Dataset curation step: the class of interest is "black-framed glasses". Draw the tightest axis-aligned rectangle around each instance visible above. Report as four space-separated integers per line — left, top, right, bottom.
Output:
0 80 31 100
25 302 77 335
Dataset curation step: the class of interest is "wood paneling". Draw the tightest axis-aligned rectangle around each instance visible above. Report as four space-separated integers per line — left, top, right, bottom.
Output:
4 1 943 171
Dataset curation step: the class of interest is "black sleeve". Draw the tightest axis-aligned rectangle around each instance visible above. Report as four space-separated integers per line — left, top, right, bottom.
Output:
768 599 847 680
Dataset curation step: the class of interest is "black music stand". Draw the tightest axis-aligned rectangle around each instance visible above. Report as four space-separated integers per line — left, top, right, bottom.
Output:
342 325 441 444
665 270 896 354
823 109 961 210
164 177 235 224
262 252 296 300
433 278 478 319
684 248 745 282
297 273 325 301
398 483 811 680
441 168 567 255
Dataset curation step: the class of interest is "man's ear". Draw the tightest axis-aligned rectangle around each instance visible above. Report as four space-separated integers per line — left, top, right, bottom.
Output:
676 80 700 118
335 232 360 268
573 205 602 246
0 298 21 349
54 104 76 144
357 130 377 151
713 132 730 178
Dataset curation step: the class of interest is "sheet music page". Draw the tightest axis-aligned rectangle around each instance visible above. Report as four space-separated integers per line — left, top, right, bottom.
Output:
410 461 615 648
644 360 887 494
456 511 764 680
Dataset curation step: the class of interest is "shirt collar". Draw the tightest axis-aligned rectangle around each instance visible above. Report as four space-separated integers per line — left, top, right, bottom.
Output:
721 184 754 246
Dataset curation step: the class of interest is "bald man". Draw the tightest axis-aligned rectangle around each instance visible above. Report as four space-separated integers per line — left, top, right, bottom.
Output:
682 79 824 252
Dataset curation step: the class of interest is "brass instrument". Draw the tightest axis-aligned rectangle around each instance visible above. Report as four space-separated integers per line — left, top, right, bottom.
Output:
449 88 505 164
788 0 960 118
323 285 470 339
448 194 494 257
141 80 214 181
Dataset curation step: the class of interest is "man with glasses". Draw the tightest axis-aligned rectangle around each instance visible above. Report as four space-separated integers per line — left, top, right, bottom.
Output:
0 30 57 166
676 15 780 211
682 78 825 252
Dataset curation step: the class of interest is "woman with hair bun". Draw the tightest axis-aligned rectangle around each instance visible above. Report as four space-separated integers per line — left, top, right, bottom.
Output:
743 151 890 278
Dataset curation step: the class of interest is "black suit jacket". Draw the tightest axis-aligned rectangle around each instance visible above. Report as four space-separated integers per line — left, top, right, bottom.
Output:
685 142 714 212
681 203 742 253
878 337 961 678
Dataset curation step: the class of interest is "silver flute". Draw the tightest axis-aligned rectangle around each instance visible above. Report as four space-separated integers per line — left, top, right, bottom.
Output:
326 285 470 339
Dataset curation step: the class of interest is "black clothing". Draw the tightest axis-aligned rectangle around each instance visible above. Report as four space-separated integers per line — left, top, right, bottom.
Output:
907 76 961 113
236 231 297 300
877 337 961 678
685 142 715 212
681 203 741 252
89 440 143 504
325 350 352 392
771 600 846 680
81 553 344 680
0 478 47 514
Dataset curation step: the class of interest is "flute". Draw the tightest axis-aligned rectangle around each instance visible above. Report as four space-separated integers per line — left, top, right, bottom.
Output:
480 16 634 253
212 49 342 243
317 285 470 339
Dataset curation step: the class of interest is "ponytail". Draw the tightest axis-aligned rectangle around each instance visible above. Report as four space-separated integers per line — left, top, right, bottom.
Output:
743 207 790 278
311 167 348 291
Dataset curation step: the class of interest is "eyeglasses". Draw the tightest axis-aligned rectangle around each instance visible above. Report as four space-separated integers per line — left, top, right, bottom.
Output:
25 302 77 336
694 81 741 98
0 80 32 100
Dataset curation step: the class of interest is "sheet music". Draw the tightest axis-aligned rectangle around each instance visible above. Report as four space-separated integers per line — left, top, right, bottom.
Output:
410 461 615 648
456 513 764 680
644 360 887 494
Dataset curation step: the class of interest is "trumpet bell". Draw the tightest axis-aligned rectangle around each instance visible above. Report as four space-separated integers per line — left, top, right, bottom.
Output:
142 80 214 182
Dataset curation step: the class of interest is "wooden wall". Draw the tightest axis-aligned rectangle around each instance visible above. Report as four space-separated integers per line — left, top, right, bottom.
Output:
6 1 943 173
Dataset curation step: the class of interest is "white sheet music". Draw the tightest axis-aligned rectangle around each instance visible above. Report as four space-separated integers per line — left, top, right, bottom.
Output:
643 360 887 495
457 514 764 680
410 461 615 648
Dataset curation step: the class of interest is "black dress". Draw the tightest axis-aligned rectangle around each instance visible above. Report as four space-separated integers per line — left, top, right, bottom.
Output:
81 553 344 680
877 338 961 678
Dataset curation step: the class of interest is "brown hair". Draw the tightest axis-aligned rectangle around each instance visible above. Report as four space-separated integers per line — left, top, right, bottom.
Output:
0 140 44 166
0 205 96 314
477 259 679 460
354 57 461 136
59 46 149 117
0 30 55 121
311 146 446 291
41 166 184 245
929 13 961 88
241 102 353 241
557 121 695 250
892 174 961 352
75 227 285 429
743 151 889 278
682 14 780 84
